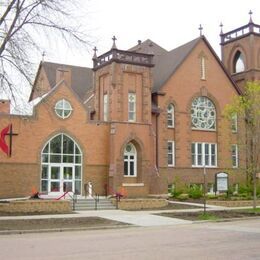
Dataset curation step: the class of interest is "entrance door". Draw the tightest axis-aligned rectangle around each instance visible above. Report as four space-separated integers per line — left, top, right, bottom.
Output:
49 165 74 195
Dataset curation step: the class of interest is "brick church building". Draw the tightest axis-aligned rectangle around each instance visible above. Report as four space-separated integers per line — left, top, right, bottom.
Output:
0 17 259 199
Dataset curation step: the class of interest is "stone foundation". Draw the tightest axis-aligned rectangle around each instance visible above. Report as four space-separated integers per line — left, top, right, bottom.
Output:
0 200 72 214
112 198 168 210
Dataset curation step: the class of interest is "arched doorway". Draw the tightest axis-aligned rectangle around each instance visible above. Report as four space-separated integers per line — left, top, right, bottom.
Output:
41 133 82 195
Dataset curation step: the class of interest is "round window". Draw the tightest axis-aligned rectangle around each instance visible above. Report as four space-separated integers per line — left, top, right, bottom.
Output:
125 144 132 153
55 99 72 119
191 96 216 130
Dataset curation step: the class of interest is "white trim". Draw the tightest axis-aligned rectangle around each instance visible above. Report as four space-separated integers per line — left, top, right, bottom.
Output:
128 93 136 122
124 143 137 177
231 113 238 133
122 183 144 187
41 133 82 195
83 93 94 104
192 142 217 167
231 144 239 168
167 141 175 167
167 104 175 128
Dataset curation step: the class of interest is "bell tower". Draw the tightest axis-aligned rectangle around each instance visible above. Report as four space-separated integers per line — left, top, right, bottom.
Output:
220 11 260 90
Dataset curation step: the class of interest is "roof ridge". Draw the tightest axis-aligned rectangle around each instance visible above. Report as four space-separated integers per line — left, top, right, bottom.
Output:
42 61 92 70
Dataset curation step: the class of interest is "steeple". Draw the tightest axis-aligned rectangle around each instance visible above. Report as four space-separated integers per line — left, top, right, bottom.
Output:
220 11 260 90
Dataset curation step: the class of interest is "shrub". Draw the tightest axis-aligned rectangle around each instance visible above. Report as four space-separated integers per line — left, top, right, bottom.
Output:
176 193 189 201
207 194 218 200
188 184 203 199
238 184 253 196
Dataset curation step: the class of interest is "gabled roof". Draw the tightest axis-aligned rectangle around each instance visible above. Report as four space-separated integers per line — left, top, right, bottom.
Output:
129 36 241 94
30 61 93 101
128 38 201 92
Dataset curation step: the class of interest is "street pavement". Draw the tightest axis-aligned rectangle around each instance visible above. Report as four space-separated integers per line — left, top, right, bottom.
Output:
0 218 260 259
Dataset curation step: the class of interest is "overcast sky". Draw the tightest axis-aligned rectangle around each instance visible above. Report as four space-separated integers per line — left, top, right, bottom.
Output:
44 0 260 68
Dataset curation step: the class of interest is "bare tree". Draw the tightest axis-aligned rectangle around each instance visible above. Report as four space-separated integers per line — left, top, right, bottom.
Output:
0 0 91 110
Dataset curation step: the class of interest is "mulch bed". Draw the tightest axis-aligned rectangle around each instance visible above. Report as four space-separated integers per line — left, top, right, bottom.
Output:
0 217 129 231
157 210 260 221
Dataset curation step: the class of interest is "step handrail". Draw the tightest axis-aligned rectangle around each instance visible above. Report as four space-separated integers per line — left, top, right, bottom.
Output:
84 182 99 210
55 191 77 211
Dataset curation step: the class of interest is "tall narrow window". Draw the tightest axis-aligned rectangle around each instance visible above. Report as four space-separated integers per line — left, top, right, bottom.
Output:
103 94 108 121
128 93 136 122
167 141 175 167
167 104 174 128
233 51 245 73
231 113 238 133
201 56 206 80
231 144 238 168
124 143 137 176
191 142 217 167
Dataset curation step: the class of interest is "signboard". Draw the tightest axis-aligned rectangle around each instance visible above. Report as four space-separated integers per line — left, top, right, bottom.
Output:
216 172 228 192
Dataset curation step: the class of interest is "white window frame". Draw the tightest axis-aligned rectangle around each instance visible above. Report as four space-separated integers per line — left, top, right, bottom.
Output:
192 142 217 167
231 113 238 133
55 99 73 119
231 144 238 168
191 97 216 131
201 56 206 80
103 93 108 121
124 143 137 177
167 104 175 128
128 93 136 122
167 141 175 167
41 133 82 195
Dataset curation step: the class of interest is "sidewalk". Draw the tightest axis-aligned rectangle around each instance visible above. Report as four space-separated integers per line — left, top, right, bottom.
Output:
1 201 258 228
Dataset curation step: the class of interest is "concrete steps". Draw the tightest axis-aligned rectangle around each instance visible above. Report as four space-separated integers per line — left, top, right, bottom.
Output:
72 198 116 211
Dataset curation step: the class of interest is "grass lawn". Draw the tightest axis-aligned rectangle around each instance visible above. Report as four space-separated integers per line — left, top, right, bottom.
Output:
157 209 260 221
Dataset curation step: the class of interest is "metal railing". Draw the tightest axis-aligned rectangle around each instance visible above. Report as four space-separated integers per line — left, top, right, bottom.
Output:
84 182 100 210
55 191 77 211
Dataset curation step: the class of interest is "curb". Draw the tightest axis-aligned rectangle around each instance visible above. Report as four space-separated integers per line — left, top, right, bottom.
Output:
0 224 133 235
192 216 260 224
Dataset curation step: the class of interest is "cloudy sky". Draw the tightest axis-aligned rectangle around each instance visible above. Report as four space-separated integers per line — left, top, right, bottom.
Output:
45 0 260 68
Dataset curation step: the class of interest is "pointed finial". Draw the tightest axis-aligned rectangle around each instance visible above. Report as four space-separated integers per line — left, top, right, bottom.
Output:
249 10 253 23
199 24 203 36
111 36 117 49
41 51 46 62
220 22 223 35
93 46 97 60
148 41 154 55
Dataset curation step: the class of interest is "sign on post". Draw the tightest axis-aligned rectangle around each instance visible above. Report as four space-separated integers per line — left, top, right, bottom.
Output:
216 172 228 192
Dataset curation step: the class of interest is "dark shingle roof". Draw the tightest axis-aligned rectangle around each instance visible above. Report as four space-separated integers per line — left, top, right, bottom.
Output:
42 61 93 100
129 38 201 92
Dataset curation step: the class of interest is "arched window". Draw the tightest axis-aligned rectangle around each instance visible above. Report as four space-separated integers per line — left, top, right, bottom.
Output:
233 51 245 73
124 143 137 176
191 96 216 130
41 134 82 195
167 104 174 127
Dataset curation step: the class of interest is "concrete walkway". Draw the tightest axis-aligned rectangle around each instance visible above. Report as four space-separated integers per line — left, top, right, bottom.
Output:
0 202 259 228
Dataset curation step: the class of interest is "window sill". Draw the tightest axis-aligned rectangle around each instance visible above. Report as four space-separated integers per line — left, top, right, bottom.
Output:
123 175 137 178
168 165 175 168
191 128 216 132
192 165 218 168
122 183 144 187
167 126 175 129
